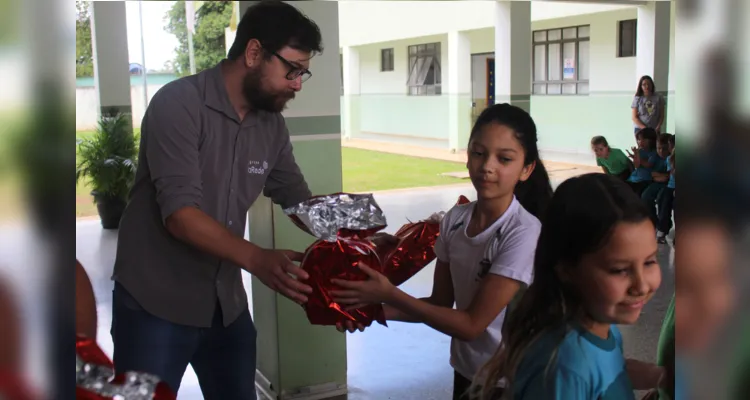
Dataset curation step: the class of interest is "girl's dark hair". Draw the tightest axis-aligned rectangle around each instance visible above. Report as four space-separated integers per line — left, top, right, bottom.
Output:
637 127 658 150
227 0 323 60
636 75 656 97
657 133 672 146
468 103 553 218
591 135 609 147
475 173 651 399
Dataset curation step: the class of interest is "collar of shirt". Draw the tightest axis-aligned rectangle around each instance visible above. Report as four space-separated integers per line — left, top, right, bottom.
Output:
203 60 259 128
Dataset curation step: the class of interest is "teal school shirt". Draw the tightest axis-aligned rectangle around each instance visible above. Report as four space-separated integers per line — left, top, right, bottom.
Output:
513 323 635 400
667 155 675 189
628 149 659 183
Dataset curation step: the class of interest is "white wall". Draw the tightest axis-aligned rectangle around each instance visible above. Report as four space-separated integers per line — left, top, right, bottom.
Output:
533 8 639 93
339 1 636 47
76 84 162 131
354 8 641 97
358 34 448 95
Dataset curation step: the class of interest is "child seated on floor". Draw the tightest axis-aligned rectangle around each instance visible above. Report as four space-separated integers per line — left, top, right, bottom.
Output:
591 136 633 181
626 128 659 196
642 134 672 229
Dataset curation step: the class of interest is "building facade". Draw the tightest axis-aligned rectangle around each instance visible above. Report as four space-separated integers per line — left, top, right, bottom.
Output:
339 0 676 163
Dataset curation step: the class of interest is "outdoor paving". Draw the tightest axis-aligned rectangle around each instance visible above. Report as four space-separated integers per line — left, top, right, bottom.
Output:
66 184 674 400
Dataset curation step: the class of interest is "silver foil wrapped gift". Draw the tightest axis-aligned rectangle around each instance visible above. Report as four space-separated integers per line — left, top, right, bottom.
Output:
283 192 388 241
282 193 389 326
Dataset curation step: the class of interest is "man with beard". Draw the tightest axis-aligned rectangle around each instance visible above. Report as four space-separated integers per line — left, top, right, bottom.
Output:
109 2 322 398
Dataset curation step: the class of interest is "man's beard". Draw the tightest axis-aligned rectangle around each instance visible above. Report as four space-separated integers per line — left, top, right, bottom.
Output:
242 67 294 113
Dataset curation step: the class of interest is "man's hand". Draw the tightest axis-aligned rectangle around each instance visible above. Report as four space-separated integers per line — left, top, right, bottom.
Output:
245 249 313 304
335 320 366 333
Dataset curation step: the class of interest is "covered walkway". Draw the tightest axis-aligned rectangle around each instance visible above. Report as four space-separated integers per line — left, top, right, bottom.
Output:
74 185 674 399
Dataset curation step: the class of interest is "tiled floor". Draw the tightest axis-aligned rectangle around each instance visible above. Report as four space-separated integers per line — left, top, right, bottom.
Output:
71 184 674 399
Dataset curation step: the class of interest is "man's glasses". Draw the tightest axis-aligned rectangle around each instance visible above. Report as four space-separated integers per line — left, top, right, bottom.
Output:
271 51 312 83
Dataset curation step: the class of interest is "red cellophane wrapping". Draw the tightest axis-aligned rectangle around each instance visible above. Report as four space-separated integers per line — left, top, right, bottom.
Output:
0 370 36 400
285 194 472 327
301 228 387 326
76 335 176 400
285 193 389 327
381 195 471 286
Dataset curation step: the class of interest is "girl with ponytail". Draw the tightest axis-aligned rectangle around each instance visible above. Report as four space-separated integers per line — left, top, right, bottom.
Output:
331 104 551 399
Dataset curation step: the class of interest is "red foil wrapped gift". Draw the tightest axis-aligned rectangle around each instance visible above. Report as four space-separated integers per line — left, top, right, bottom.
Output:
284 193 389 327
76 335 176 400
382 195 471 286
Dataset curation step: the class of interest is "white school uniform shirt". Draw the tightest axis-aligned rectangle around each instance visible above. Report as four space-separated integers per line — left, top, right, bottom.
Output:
433 197 541 381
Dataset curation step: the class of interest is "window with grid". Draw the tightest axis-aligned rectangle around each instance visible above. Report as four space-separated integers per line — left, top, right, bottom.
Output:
381 48 394 72
532 25 590 95
406 42 441 95
618 19 637 57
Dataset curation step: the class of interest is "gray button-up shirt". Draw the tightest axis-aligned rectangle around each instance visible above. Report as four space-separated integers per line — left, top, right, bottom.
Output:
113 62 311 327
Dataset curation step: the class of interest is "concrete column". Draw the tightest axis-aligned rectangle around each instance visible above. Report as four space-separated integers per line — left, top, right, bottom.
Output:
494 0 532 113
447 31 472 152
636 1 671 129
244 2 347 399
342 46 361 140
666 0 676 133
90 1 132 125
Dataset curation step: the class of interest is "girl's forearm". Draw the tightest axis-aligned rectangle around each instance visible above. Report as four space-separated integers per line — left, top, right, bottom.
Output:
388 289 479 341
626 359 665 390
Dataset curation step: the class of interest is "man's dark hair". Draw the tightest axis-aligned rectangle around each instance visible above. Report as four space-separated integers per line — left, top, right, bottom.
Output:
227 1 323 60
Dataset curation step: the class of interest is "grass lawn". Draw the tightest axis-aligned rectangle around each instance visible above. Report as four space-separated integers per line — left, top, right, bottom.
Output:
342 148 466 192
75 134 467 218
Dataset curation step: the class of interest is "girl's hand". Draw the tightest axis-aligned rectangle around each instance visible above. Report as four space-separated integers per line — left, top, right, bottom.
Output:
331 262 396 306
627 147 641 166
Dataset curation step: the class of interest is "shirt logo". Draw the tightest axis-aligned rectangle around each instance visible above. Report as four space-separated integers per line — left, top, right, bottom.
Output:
248 160 268 175
476 258 491 281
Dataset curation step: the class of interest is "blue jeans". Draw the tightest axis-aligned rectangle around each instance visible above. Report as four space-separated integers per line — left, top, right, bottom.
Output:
111 282 257 399
642 182 667 225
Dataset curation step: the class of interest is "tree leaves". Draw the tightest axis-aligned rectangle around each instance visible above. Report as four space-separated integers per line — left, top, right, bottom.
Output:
164 1 233 77
76 0 94 77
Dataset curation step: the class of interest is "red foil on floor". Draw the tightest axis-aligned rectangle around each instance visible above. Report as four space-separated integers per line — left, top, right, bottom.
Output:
76 335 176 400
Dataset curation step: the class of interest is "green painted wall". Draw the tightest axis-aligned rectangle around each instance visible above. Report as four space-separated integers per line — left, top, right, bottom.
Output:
348 92 676 154
449 94 473 151
273 138 346 390
341 95 362 139
76 73 178 87
250 137 347 394
358 94 450 139
532 93 636 154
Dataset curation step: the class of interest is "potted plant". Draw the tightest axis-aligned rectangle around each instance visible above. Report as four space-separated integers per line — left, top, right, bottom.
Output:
76 112 139 229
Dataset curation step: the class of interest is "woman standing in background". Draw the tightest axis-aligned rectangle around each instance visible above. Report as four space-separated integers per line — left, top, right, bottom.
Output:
632 75 666 134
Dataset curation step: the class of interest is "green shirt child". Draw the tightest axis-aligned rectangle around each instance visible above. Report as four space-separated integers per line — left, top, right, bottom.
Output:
597 148 631 175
